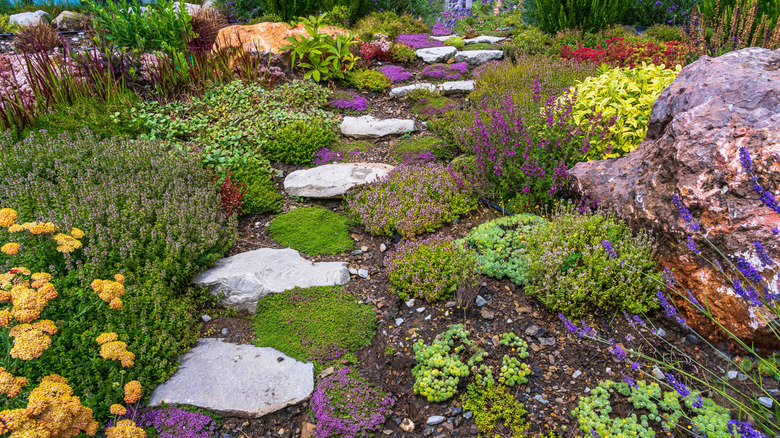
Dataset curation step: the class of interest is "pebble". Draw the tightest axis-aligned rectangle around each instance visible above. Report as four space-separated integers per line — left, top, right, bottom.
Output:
417 307 426 313
395 318 405 326
534 394 549 404
572 370 582 379
358 269 369 278
539 337 555 346
738 373 749 382
222 434 235 438
405 299 416 308
445 301 457 308
656 328 666 337
506 319 513 324
427 415 446 425
759 397 775 408
768 389 779 397
349 268 358 275
728 370 738 380
463 411 473 419
400 418 415 432
352 250 363 255
221 328 229 335
425 315 431 320
606 367 612 373
516 307 532 315
380 243 387 252
453 407 463 415
652 367 665 380
686 334 700 344
201 314 212 323
453 416 463 427
584 387 590 393
475 295 488 307
480 308 495 320
361 246 368 252
525 324 546 338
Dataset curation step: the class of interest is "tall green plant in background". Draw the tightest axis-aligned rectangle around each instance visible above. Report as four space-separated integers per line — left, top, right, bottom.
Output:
536 0 630 33
261 0 317 20
86 0 195 51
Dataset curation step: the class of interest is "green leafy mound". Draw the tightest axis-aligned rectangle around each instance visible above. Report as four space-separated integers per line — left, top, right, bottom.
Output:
268 207 353 255
230 157 283 215
461 381 529 437
461 213 545 286
253 286 376 372
263 118 337 166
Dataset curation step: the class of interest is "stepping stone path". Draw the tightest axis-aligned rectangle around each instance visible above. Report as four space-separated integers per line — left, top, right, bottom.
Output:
389 83 437 97
390 80 475 97
415 46 458 63
193 248 349 312
149 339 314 417
430 35 455 42
284 163 394 198
454 49 504 66
463 35 506 44
341 115 416 138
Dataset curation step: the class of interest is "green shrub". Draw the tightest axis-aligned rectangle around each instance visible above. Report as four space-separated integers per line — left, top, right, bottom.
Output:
353 11 430 40
268 207 353 254
85 0 194 51
391 136 452 161
737 357 755 373
536 0 630 33
213 0 266 22
264 118 337 165
444 36 465 48
282 15 360 82
0 13 19 33
564 63 680 159
261 0 317 20
574 380 733 438
523 205 659 317
253 286 376 372
644 23 687 42
461 214 545 286
461 382 529 437
390 42 417 63
386 235 477 302
230 157 282 214
347 68 391 91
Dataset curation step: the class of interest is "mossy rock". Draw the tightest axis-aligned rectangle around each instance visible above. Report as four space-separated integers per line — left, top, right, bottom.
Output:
268 207 353 255
463 43 497 51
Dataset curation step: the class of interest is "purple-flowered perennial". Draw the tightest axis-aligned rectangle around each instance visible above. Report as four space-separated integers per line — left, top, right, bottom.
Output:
379 65 413 83
686 236 700 255
329 93 369 113
664 372 690 397
623 375 637 387
431 22 453 36
737 256 763 283
559 313 578 333
608 339 627 360
662 267 678 289
686 289 704 312
739 146 754 173
558 313 598 337
630 362 641 370
672 193 700 231
754 241 774 266
773 227 779 235
602 240 617 259
733 278 762 307
728 420 767 438
591 430 601 438
692 395 703 409
420 62 469 80
396 33 443 49
657 290 686 324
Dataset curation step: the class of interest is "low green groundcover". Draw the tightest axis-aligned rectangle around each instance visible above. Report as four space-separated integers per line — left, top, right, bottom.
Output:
268 207 353 255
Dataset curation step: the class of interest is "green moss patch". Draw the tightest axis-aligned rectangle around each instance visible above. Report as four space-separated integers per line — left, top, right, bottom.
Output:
268 207 354 255
253 286 377 371
412 96 458 120
463 43 497 51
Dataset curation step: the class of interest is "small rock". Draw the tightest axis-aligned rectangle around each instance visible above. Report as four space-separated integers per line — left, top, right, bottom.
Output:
389 82 436 97
572 370 582 379
453 49 503 66
221 328 229 336
463 411 473 419
656 328 667 337
416 307 425 313
516 307 533 315
605 367 612 373
358 269 369 278
349 268 358 275
469 425 479 435
427 415 446 426
201 315 212 323
686 334 700 344
453 416 463 427
534 394 549 404
400 418 415 433
738 373 749 382
425 315 431 320
768 389 779 397
759 396 774 408
728 370 738 380
525 325 547 338
480 308 495 320
395 318 405 326
319 367 335 379
380 243 387 252
405 299 416 308
445 301 457 308
453 407 463 415
301 422 316 438
361 246 369 252
652 367 665 380
475 295 488 307
539 337 555 346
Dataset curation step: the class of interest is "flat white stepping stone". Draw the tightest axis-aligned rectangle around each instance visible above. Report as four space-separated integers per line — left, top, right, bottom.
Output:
390 83 436 97
464 35 506 44
193 248 349 312
341 115 416 138
149 339 314 418
416 46 458 63
454 50 504 66
430 35 455 42
284 163 394 198
437 80 475 95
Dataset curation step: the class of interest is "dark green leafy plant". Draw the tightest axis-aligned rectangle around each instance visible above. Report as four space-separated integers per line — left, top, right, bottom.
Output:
281 14 359 82
253 286 376 372
263 118 337 165
230 157 282 214
261 0 317 20
536 0 630 33
268 207 353 254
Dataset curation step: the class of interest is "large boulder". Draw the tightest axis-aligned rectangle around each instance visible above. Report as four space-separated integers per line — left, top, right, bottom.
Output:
213 22 348 53
51 11 88 31
569 47 780 347
284 163 394 198
9 10 50 27
340 115 416 138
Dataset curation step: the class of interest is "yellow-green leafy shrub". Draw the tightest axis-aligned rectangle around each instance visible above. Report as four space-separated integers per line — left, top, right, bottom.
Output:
565 63 680 160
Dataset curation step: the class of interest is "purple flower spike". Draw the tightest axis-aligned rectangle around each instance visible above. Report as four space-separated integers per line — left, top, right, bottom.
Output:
662 267 678 289
739 146 754 173
602 240 617 259
672 193 700 231
736 256 763 283
608 339 627 360
772 227 779 235
733 278 763 307
558 313 578 333
754 241 774 266
728 420 766 438
686 236 701 255
664 372 690 397
657 290 678 318
623 375 636 387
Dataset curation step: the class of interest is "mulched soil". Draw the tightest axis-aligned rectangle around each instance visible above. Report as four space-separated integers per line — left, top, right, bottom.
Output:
192 43 775 438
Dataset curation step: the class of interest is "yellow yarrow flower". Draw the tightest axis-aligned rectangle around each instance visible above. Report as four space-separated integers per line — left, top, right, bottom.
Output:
70 228 85 239
106 420 146 438
0 368 28 398
7 224 22 233
114 274 125 284
10 267 30 276
110 404 127 416
1 243 19 256
99 341 135 367
14 375 100 437
109 297 123 310
8 321 57 360
96 332 119 345
0 209 17 228
124 381 142 404
0 310 12 327
21 222 58 235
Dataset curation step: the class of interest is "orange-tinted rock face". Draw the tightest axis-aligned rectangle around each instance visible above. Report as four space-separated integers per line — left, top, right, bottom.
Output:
569 47 780 348
213 22 350 53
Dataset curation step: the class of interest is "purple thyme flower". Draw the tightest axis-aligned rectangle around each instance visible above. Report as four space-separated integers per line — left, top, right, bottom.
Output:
396 33 443 49
664 372 690 397
737 256 763 283
431 22 453 36
672 194 700 231
728 420 767 438
602 240 617 259
379 65 413 83
608 339 627 360
754 241 774 266
686 236 700 255
739 146 754 173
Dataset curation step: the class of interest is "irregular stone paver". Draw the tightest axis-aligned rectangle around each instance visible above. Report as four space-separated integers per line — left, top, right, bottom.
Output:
463 35 506 44
454 50 504 66
430 35 455 42
10 10 50 27
341 115 415 138
389 83 436 97
438 80 475 95
149 339 314 418
416 46 458 63
284 163 394 198
193 248 349 312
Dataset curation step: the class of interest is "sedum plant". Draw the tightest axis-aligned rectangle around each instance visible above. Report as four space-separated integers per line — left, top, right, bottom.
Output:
564 63 680 160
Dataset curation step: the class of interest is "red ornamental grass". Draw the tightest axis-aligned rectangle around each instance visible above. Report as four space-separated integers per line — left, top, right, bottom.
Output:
218 170 245 216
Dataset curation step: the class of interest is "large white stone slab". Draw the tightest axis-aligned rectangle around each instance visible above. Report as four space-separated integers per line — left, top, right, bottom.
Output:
454 49 504 66
415 46 457 63
149 339 314 418
193 248 349 312
284 163 394 198
437 80 475 95
9 10 50 27
463 35 506 44
389 83 436 97
341 115 415 138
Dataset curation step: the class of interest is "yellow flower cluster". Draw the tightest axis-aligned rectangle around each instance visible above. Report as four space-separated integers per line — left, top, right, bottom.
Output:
53 233 83 254
9 320 58 360
96 333 135 367
91 276 125 310
1 242 19 255
0 374 98 437
21 221 59 235
0 368 28 398
0 208 18 228
105 419 146 438
123 381 142 404
109 404 127 416
0 269 58 325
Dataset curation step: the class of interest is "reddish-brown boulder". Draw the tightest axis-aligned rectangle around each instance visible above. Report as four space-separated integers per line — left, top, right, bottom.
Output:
212 22 349 54
569 47 780 347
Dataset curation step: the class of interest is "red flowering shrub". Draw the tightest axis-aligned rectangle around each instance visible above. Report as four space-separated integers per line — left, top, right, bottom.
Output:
561 38 690 68
218 170 245 216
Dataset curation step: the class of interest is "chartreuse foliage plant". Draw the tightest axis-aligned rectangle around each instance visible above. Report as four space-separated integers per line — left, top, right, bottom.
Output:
524 204 660 317
536 0 630 33
253 286 376 372
461 381 529 438
263 118 338 165
268 207 353 255
574 380 734 438
461 214 545 286
564 63 681 160
352 11 430 40
347 68 392 91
